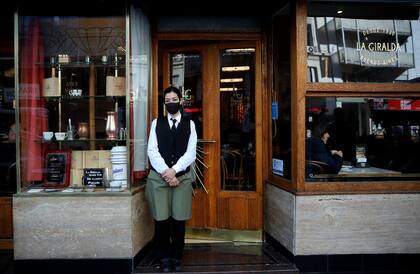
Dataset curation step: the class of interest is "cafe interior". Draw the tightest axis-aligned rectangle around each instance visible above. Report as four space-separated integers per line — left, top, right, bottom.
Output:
306 97 420 181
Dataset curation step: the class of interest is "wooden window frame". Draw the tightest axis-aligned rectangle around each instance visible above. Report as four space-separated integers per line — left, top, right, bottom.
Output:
266 2 295 192
290 0 420 194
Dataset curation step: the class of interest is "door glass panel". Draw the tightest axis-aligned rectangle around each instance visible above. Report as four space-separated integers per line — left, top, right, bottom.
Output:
170 52 204 189
220 48 256 191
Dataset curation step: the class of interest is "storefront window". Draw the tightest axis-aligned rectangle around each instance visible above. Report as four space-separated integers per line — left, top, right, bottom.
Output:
16 3 152 193
305 96 420 182
271 3 291 179
0 9 15 194
307 1 420 83
219 48 256 191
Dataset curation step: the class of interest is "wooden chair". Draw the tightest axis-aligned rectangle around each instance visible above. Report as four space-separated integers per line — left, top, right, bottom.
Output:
221 150 246 190
305 160 329 178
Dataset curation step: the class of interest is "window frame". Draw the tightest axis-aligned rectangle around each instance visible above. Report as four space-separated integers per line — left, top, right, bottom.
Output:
267 2 295 191
295 0 420 193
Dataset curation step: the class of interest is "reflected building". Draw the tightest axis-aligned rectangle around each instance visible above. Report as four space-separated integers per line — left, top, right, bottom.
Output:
307 17 420 82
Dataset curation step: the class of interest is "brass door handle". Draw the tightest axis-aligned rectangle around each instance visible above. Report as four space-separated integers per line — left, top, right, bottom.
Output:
197 139 216 144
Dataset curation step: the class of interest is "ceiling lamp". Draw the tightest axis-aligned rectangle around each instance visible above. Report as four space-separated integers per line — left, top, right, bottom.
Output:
221 66 250 72
220 87 239 92
225 48 255 53
220 78 243 83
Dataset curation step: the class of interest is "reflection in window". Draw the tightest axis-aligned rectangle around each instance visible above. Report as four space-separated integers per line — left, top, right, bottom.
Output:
307 2 420 83
306 97 420 181
220 48 256 191
169 52 204 189
271 3 292 179
18 15 126 189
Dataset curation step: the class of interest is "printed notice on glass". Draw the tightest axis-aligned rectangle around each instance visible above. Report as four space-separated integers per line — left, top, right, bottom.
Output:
83 168 104 186
272 158 284 176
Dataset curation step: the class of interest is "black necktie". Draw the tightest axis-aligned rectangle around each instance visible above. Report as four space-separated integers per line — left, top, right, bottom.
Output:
170 118 176 132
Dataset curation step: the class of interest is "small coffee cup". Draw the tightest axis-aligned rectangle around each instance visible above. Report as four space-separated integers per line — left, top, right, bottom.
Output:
54 132 67 140
69 89 82 96
43 131 54 141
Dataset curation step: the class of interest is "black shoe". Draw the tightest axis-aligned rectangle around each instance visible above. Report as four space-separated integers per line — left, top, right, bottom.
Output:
172 259 183 272
161 257 172 272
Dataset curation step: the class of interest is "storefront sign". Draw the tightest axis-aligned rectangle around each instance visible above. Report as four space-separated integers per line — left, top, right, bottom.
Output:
388 100 420 111
356 28 401 66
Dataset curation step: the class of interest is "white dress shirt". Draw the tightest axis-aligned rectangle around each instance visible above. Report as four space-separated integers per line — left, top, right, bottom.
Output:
147 112 197 174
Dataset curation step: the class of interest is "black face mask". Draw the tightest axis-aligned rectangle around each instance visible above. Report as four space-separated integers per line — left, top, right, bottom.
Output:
165 102 181 115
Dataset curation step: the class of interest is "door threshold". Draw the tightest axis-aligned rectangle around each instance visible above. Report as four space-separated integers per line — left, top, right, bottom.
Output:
186 227 262 243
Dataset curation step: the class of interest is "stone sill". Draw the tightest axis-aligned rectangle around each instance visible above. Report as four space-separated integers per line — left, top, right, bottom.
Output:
14 184 145 198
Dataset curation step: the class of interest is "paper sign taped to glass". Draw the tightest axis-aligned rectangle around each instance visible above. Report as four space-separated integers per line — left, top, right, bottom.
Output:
106 76 125 96
42 77 60 97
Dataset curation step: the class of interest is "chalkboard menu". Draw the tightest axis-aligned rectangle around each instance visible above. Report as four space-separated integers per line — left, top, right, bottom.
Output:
43 150 71 187
83 168 104 186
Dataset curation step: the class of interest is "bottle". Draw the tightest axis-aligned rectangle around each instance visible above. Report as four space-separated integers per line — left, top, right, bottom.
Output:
78 122 89 139
106 111 118 140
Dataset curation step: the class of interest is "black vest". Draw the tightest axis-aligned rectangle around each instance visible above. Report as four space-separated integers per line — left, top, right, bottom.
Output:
155 115 191 176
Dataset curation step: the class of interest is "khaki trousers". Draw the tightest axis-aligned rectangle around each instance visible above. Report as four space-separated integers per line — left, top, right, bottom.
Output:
145 169 193 221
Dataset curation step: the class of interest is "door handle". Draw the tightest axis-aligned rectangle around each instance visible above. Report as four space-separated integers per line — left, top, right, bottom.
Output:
197 139 216 144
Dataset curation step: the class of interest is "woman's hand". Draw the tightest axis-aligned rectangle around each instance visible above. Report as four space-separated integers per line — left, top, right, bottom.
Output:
161 168 177 185
331 150 343 157
168 177 179 187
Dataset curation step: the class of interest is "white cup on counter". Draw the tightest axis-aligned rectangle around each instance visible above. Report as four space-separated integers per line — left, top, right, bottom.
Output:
68 89 82 96
42 131 54 141
54 132 67 140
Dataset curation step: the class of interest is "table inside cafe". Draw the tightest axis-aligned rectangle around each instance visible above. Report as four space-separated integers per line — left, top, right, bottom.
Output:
313 165 402 179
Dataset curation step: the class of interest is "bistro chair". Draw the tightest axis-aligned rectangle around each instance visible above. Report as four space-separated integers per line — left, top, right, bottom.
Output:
221 149 246 190
305 160 329 178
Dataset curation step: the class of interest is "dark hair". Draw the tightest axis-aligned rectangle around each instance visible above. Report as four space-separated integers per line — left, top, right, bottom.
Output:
312 119 330 138
163 86 182 100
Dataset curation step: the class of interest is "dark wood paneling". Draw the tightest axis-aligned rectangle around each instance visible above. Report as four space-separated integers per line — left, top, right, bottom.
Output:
302 182 420 194
186 191 207 228
307 83 420 93
0 239 13 249
0 197 13 239
217 194 261 230
292 0 307 193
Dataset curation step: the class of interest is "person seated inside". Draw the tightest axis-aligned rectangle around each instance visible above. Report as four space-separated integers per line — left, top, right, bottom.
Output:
307 120 343 174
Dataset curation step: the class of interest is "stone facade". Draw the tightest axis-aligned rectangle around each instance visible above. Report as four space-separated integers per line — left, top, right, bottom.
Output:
265 183 420 255
13 191 153 259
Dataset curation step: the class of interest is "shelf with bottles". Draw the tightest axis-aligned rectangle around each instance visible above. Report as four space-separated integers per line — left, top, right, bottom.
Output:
35 138 127 144
38 95 126 102
38 54 126 69
41 53 126 99
37 62 127 70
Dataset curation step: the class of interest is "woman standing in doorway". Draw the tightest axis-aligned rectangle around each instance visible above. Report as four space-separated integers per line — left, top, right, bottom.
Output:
146 86 197 272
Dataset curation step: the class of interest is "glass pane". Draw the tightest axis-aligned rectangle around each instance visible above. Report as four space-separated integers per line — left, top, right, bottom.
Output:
220 48 256 191
169 52 204 189
306 96 420 182
307 2 420 83
272 3 292 179
0 10 16 193
18 15 127 192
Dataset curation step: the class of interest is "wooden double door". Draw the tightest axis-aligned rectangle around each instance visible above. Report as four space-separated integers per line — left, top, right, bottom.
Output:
161 41 263 232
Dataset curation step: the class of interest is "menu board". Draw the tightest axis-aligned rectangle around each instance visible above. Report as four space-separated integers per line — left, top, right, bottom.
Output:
43 150 71 187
